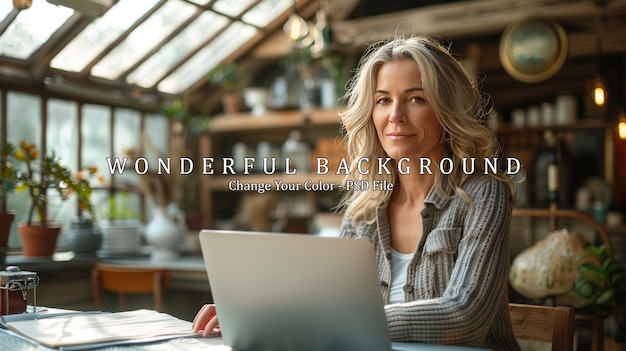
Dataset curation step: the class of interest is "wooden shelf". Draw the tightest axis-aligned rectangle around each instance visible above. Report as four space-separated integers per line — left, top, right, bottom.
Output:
497 119 613 134
210 108 343 133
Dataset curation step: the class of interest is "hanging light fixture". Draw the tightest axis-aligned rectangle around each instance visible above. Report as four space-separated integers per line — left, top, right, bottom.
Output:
591 76 607 106
592 36 607 107
283 0 310 44
283 0 349 57
310 0 338 57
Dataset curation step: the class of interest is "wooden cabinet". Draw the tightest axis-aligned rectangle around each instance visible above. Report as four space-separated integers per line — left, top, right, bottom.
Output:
198 108 344 230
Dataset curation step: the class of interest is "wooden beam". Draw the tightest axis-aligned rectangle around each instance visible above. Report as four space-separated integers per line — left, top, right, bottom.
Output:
332 0 626 46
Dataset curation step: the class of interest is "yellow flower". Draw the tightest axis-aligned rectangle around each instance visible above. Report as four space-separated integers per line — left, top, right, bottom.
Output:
17 140 38 160
14 148 27 161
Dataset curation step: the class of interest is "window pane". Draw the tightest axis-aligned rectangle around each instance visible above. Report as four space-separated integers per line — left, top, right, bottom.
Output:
242 0 291 27
188 0 212 5
91 0 197 79
127 11 228 88
0 1 72 59
159 22 257 94
6 92 41 247
144 114 169 156
142 114 169 208
82 104 111 185
7 91 40 147
213 0 256 17
46 99 80 238
51 0 160 72
113 107 141 188
47 99 78 171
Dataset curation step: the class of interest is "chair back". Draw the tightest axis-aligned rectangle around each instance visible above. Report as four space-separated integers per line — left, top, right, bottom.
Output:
509 303 575 351
91 263 170 311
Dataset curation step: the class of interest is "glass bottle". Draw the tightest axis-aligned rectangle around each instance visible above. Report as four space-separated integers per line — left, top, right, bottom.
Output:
533 130 571 206
282 130 310 173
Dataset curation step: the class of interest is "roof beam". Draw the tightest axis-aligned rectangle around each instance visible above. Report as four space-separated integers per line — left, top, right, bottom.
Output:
332 0 626 45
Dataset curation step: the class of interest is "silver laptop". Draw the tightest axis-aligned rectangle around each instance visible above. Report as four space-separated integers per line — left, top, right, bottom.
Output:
199 229 392 351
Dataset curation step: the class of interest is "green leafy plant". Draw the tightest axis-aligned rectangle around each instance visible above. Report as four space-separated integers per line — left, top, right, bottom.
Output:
100 192 138 221
0 142 18 213
161 98 211 135
574 243 626 316
208 62 239 91
11 140 103 225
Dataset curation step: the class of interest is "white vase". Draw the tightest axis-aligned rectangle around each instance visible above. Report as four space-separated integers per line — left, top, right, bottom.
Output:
145 205 184 261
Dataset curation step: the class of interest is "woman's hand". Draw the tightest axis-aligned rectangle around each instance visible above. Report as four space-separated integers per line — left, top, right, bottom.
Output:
192 304 221 337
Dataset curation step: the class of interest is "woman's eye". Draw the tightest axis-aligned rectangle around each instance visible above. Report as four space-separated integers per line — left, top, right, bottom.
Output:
376 97 390 104
409 96 425 103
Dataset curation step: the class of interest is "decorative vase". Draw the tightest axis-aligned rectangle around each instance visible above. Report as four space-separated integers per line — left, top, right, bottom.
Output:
145 205 184 261
18 222 61 258
66 218 102 255
0 211 14 265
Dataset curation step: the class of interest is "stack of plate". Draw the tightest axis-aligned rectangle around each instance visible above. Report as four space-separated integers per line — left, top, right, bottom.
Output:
98 220 143 257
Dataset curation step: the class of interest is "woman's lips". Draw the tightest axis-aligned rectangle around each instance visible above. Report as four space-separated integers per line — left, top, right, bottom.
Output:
386 133 414 140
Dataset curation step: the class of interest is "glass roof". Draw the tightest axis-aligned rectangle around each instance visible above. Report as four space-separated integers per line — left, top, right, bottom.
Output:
0 0 294 97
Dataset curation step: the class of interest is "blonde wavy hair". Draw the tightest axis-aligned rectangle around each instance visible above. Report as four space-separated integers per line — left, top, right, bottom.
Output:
337 36 516 224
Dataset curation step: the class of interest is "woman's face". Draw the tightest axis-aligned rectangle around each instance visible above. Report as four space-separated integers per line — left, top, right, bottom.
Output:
372 58 444 162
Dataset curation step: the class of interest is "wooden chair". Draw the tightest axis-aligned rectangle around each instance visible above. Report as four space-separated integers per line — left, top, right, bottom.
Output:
91 263 170 312
509 303 575 351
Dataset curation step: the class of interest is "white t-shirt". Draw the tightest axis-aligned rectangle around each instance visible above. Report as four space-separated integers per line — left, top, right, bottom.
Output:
389 247 414 304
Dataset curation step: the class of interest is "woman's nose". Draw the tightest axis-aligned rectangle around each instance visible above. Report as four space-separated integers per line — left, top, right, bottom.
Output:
388 102 406 123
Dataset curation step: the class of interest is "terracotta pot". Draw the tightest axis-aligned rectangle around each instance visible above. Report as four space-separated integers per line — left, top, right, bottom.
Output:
222 92 242 114
18 223 61 257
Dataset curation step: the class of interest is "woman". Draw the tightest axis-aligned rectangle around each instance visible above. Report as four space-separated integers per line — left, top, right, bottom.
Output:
193 36 521 350
336 36 520 349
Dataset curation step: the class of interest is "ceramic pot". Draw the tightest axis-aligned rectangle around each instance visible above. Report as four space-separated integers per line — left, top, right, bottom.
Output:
18 223 61 257
66 219 102 254
145 205 183 261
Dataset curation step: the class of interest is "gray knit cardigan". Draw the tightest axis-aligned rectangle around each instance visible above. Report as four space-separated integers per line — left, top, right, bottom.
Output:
340 174 522 350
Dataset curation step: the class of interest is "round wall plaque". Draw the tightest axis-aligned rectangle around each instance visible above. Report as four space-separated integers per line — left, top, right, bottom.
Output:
499 18 568 83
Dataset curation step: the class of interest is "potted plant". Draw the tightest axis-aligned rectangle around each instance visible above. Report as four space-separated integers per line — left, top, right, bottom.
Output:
573 244 626 316
11 140 99 257
208 62 242 114
64 166 105 255
0 142 18 263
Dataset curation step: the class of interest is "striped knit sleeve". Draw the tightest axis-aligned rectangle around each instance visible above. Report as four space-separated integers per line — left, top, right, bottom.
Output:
384 176 513 347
